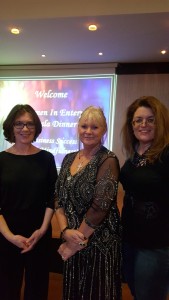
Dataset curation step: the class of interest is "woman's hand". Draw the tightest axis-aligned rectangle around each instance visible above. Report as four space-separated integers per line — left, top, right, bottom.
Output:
58 240 88 261
11 234 30 251
21 229 43 253
63 228 86 243
0 215 45 253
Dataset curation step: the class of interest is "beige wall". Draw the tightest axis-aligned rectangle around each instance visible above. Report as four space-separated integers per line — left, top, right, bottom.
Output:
52 214 61 238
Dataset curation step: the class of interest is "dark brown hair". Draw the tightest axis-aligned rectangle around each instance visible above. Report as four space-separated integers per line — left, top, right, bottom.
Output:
121 96 169 163
3 104 42 143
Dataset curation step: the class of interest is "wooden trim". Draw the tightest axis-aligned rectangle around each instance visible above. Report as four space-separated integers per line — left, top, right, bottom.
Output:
116 62 169 74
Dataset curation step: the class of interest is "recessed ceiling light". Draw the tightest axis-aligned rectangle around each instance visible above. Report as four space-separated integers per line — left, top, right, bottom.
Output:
98 52 103 56
11 28 20 35
41 54 46 57
88 24 97 31
161 50 167 55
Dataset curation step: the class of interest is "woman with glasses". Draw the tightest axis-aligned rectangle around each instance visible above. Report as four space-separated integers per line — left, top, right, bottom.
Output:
120 96 169 300
0 104 58 300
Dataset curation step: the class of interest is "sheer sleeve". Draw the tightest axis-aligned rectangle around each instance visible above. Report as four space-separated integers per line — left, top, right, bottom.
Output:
84 156 120 228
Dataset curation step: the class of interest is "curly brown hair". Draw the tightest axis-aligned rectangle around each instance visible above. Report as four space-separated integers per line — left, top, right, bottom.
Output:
121 96 169 163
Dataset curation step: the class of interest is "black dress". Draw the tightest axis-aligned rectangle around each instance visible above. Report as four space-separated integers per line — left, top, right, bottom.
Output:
0 150 57 300
56 146 122 300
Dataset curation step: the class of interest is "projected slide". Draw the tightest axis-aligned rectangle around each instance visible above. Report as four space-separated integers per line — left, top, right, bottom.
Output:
0 76 115 169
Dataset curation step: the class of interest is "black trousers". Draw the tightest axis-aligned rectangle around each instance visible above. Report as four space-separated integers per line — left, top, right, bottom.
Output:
0 234 51 300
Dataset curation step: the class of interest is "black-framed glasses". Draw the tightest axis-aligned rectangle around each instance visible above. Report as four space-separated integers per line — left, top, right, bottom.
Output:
132 117 155 127
13 121 35 129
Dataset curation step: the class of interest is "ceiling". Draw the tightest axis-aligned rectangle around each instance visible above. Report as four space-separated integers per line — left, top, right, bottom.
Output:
1 0 169 66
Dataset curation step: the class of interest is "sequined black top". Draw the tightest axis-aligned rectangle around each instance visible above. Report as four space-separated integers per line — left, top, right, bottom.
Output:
120 145 169 248
56 146 121 249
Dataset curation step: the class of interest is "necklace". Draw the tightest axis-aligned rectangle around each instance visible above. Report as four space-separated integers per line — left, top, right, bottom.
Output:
77 161 84 171
132 148 150 167
77 144 101 171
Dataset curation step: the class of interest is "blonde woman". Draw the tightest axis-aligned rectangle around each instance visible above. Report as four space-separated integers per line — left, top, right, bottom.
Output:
55 106 122 300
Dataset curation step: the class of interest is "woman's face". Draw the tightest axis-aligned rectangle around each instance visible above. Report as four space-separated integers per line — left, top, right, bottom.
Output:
13 112 36 145
78 117 105 148
132 106 155 145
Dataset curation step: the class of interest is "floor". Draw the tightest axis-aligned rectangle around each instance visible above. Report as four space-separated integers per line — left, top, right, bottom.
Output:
48 273 63 300
22 272 169 299
47 273 133 300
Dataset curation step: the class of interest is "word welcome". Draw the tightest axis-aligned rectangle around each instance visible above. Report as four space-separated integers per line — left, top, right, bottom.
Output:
35 90 68 99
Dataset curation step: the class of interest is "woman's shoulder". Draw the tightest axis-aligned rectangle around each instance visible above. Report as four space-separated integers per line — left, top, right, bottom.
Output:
35 150 56 164
40 149 54 157
160 144 169 162
64 151 77 159
61 151 77 164
100 146 119 160
0 150 7 158
98 147 119 169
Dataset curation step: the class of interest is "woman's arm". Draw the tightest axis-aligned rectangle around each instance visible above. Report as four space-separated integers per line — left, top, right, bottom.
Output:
21 207 54 253
55 207 85 243
78 156 120 238
0 215 28 250
55 207 68 233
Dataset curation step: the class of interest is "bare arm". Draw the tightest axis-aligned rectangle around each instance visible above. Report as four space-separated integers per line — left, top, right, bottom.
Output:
21 207 54 253
0 214 28 250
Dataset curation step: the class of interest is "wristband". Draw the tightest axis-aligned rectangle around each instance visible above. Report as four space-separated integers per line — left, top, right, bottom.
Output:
60 226 69 239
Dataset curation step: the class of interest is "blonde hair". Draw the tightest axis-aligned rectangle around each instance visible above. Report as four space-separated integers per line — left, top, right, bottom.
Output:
121 96 169 163
78 106 107 134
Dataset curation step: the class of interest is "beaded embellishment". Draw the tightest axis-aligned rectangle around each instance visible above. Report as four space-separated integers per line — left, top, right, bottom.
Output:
131 151 147 167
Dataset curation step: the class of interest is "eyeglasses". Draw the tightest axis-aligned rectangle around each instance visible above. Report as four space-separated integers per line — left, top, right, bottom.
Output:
132 117 155 127
14 121 35 129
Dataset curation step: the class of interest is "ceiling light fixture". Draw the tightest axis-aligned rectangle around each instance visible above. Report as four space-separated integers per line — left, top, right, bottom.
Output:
88 24 97 31
98 52 103 56
161 50 167 55
41 54 46 57
11 28 20 35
